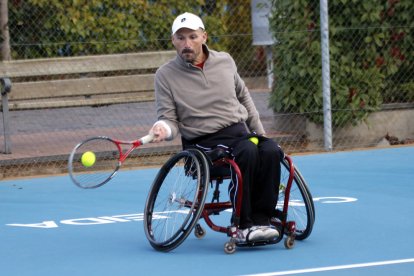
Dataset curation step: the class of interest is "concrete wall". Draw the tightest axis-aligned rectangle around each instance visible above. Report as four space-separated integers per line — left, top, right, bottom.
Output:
271 106 413 151
306 108 414 150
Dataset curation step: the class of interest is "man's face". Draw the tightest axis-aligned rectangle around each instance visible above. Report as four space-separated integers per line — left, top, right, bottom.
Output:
172 28 207 64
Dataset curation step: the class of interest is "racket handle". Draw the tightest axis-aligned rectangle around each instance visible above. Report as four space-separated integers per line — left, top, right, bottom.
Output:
140 133 154 145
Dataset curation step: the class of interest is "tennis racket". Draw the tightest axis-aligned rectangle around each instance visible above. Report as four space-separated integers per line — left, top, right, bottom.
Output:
68 134 154 189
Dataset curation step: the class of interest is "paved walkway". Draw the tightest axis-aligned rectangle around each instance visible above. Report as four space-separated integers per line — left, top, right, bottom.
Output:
1 90 282 163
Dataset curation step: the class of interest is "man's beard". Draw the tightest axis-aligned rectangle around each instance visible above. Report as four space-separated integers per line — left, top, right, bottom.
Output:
181 49 195 63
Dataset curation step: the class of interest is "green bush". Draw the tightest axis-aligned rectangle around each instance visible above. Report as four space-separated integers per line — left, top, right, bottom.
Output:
8 0 251 59
268 0 413 127
10 0 205 57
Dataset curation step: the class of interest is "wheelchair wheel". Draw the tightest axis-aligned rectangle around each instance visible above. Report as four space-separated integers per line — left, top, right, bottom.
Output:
277 156 315 241
144 149 210 252
292 164 315 219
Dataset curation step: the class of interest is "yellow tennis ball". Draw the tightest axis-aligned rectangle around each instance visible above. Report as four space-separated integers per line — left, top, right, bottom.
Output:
81 151 96 167
249 137 259 145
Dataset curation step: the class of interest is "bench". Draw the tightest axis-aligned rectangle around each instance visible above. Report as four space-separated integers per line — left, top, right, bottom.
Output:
0 50 176 110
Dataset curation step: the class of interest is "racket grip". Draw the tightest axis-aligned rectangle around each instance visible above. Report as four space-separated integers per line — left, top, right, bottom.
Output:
140 133 154 144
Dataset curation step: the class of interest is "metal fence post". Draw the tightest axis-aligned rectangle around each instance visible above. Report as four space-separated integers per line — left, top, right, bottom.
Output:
251 0 275 89
320 0 333 151
1 77 12 154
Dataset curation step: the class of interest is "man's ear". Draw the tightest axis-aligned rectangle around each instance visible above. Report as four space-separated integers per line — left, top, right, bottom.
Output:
171 35 177 48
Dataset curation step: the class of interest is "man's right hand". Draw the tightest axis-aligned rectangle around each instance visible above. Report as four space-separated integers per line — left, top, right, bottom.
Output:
150 121 170 143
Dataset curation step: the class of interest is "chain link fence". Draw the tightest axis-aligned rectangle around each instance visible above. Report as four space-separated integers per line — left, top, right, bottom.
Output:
1 0 413 179
269 0 414 152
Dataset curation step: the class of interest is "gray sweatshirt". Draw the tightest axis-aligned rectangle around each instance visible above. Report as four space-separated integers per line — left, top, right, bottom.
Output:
154 45 265 141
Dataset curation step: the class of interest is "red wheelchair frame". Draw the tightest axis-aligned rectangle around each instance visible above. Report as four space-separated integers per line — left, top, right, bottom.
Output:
144 147 315 254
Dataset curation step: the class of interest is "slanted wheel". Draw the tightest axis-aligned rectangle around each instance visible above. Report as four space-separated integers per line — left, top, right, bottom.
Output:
224 241 236 254
144 149 210 252
194 223 206 239
276 156 315 241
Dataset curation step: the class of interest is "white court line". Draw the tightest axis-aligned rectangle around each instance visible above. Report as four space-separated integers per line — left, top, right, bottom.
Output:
241 258 414 276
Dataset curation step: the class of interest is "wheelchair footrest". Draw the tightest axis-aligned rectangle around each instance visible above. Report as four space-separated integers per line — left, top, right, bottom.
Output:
235 238 279 247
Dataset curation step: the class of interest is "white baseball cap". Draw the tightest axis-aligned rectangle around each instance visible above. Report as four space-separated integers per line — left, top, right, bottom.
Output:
172 12 205 35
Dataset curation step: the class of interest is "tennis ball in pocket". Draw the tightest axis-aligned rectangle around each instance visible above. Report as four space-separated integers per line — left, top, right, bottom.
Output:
248 137 259 145
81 151 96 167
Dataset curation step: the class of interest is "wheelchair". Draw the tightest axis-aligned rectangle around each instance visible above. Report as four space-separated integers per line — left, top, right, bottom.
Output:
143 146 315 254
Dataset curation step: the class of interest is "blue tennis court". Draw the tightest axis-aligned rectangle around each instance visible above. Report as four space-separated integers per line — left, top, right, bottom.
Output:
1 146 413 275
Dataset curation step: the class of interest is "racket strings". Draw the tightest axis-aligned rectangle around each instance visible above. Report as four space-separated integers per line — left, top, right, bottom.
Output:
70 138 120 188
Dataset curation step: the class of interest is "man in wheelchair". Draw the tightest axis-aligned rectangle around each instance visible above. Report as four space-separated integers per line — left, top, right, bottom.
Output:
149 12 283 244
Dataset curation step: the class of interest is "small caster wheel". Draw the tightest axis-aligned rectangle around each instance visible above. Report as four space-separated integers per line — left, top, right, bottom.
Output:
284 236 295 249
224 241 236 254
194 224 206 239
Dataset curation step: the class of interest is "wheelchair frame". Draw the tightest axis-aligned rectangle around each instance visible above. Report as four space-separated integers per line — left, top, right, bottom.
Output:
144 147 315 254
